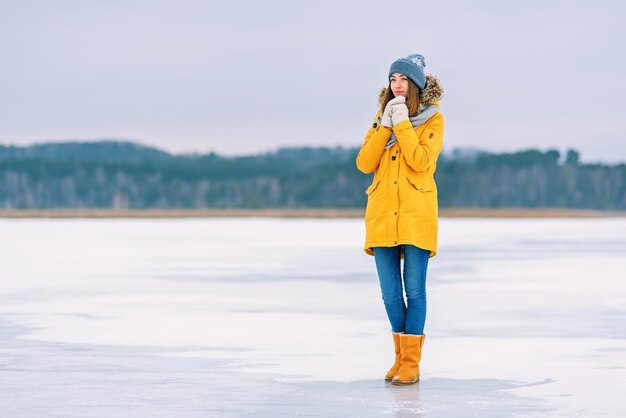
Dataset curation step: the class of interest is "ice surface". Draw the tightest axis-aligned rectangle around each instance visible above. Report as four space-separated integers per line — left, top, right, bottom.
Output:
1 217 625 417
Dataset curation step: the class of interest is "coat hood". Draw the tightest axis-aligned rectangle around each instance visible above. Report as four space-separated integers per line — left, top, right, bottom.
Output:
378 72 444 107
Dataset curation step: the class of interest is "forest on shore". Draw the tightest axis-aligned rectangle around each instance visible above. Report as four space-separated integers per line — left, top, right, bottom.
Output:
1 141 624 210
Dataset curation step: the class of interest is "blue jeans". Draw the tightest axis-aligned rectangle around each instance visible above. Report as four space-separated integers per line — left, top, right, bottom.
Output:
373 245 430 335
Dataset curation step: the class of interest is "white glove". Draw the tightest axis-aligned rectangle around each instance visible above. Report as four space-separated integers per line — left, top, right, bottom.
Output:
381 108 393 128
381 96 405 128
380 102 393 129
390 99 409 126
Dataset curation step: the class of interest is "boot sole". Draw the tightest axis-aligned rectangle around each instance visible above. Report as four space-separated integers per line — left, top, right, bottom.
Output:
391 377 419 385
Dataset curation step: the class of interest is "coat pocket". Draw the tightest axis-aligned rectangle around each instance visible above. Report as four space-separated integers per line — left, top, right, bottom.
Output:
406 175 436 192
365 179 381 196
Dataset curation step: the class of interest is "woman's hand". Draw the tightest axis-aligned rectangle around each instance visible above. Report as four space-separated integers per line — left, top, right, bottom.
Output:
381 96 405 128
381 104 393 128
390 97 409 126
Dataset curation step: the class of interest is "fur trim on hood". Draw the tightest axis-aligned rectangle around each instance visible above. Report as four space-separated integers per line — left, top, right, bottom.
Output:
378 72 444 106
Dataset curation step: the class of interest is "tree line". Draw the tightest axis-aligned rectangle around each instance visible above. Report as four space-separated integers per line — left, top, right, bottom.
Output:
0 141 624 210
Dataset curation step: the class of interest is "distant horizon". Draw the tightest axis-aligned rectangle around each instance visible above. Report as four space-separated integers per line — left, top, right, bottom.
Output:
0 137 622 165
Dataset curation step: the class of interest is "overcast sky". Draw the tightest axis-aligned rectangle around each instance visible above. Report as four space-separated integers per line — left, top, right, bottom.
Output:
1 0 624 163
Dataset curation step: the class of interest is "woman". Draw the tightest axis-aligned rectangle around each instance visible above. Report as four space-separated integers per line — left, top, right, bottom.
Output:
356 53 444 385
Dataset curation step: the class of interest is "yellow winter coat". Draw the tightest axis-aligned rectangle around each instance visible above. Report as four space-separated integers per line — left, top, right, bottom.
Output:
356 77 444 259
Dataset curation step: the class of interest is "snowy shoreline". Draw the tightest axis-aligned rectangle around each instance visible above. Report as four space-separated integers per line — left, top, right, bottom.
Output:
1 208 625 218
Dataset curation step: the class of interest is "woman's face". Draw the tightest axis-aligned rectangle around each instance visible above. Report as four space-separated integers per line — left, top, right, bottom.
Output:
390 72 409 97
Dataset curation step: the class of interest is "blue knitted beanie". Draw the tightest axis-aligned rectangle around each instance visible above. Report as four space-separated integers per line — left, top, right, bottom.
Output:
388 54 426 90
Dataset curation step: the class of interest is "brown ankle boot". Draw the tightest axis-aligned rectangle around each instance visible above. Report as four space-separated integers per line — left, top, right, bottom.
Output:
391 333 425 385
384 331 404 382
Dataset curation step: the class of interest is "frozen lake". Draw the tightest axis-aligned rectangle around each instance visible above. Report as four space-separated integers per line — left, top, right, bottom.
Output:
1 217 625 417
